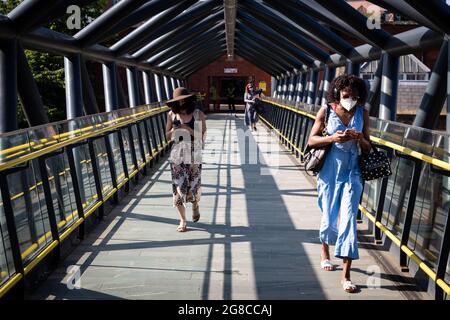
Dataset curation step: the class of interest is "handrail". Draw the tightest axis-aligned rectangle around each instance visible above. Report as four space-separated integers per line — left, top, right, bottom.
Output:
0 106 169 172
260 98 450 297
0 105 170 299
262 99 450 171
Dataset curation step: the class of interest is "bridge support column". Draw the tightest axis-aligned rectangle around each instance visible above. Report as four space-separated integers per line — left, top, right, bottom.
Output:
80 57 99 115
271 76 277 97
302 72 310 103
102 61 119 111
346 61 360 76
367 55 384 117
288 73 296 101
0 39 18 132
306 69 318 105
379 52 399 121
17 42 49 126
143 71 156 105
320 66 336 107
64 53 84 119
162 76 172 100
127 66 140 108
413 40 448 129
170 77 177 92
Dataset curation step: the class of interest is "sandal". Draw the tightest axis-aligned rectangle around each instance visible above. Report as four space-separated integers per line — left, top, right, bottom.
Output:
192 202 200 223
341 280 357 293
320 259 335 271
176 222 187 232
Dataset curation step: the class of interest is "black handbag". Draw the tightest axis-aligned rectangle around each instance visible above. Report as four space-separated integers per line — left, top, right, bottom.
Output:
359 143 392 181
303 104 331 176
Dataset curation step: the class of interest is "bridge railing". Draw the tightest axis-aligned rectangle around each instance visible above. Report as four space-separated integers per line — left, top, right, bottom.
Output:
259 97 450 300
0 103 171 299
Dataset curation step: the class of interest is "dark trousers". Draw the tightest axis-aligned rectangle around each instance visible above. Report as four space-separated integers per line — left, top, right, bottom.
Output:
227 97 235 112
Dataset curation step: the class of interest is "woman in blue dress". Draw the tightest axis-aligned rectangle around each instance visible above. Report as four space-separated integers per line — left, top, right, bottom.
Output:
307 75 371 293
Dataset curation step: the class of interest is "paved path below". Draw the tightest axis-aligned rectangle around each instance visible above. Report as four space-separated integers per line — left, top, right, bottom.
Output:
29 114 429 300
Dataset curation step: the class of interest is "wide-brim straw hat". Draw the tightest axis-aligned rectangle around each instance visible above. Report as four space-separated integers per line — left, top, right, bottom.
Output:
166 87 197 107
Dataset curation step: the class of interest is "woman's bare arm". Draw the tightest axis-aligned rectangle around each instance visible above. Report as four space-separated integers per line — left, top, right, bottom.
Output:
166 111 174 141
307 107 351 147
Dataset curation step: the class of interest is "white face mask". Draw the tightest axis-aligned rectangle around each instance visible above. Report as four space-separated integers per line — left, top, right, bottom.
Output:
340 98 357 111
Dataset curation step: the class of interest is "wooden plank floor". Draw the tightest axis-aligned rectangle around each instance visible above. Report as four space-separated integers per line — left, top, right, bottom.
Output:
29 113 430 300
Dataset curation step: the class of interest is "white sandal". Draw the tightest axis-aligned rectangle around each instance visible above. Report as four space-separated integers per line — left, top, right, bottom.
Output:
320 259 335 271
341 280 357 293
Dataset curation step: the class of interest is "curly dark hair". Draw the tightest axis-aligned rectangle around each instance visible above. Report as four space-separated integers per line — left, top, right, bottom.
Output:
326 74 368 105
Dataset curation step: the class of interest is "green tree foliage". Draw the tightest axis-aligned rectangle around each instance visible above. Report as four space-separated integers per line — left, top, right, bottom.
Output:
0 0 107 128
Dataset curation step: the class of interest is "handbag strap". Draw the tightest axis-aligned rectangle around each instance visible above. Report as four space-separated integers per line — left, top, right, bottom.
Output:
322 104 331 137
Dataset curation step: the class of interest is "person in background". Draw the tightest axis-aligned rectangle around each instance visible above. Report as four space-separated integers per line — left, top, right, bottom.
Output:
244 83 260 131
227 84 237 117
307 74 371 293
210 85 219 112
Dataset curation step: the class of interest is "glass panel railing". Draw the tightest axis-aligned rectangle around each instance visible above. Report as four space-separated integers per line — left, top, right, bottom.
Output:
261 98 450 284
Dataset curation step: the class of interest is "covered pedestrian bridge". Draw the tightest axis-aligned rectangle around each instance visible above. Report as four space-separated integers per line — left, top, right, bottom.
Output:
0 0 449 300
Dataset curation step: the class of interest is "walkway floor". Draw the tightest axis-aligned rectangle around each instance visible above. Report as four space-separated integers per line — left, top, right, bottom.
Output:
29 113 429 300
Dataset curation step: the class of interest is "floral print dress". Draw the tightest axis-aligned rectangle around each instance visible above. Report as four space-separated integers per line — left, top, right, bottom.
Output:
169 109 203 207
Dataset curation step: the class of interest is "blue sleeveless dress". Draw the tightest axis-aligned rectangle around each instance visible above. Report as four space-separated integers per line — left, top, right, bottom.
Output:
316 105 364 260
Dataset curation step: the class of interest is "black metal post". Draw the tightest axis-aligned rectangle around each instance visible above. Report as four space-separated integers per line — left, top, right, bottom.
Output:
127 66 140 108
306 69 318 105
379 52 399 121
102 61 119 112
0 39 18 132
64 53 84 119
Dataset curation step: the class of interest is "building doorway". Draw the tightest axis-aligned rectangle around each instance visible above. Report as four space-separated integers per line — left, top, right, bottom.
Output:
208 76 249 112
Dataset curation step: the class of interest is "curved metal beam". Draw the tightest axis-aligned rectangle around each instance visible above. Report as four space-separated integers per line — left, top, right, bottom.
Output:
156 33 225 68
288 0 391 49
95 0 182 43
235 49 281 76
236 27 303 69
175 48 226 75
237 11 314 67
262 0 356 56
236 23 304 70
236 40 290 73
133 12 224 62
169 44 226 73
403 0 450 34
110 0 198 56
148 26 225 65
237 1 328 61
161 39 226 70
74 0 150 47
181 51 226 77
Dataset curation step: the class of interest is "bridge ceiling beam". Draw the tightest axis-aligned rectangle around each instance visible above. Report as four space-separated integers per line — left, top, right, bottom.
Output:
148 27 225 66
235 37 294 72
224 0 236 60
237 11 313 68
238 24 303 69
402 0 450 35
175 48 226 76
157 33 226 69
161 39 226 70
74 0 154 47
180 51 226 77
236 39 291 73
16 24 182 77
305 0 392 48
168 43 226 73
8 0 94 34
94 0 182 44
132 12 224 62
237 1 329 62
262 0 356 56
368 0 445 34
111 0 221 57
110 0 199 56
235 49 282 76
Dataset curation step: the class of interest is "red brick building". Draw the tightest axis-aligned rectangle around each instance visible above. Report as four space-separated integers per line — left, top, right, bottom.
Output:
187 54 272 111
